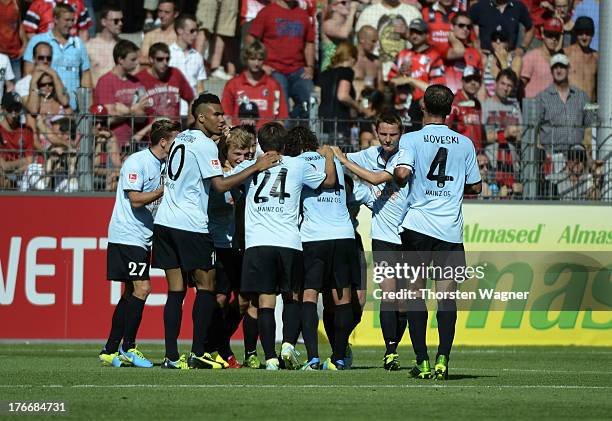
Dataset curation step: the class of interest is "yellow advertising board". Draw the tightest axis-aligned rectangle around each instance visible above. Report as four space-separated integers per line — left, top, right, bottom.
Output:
350 203 612 346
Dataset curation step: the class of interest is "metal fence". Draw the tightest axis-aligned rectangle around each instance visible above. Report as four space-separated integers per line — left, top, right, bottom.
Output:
1 101 612 202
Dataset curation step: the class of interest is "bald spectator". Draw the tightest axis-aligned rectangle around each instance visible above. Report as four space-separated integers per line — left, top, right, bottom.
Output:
140 0 178 65
86 5 124 86
355 0 421 76
469 0 533 55
354 25 384 96
535 54 595 156
169 14 206 122
23 0 92 41
565 16 597 101
442 12 483 93
247 0 315 120
521 17 563 99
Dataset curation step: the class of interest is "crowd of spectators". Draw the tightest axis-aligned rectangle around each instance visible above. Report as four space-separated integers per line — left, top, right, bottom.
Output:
0 0 606 200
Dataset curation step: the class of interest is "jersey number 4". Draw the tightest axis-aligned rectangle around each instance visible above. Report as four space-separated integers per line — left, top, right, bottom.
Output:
427 147 454 188
254 169 291 204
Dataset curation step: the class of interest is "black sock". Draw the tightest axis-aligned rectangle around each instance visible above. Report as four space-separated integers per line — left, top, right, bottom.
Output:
407 298 429 363
323 309 335 348
206 307 224 354
436 300 457 360
258 308 276 360
243 313 259 357
332 303 353 362
380 307 398 355
282 299 301 345
164 291 185 361
191 290 215 356
351 300 363 333
104 297 127 354
219 305 242 358
122 295 146 351
396 311 408 346
301 302 319 360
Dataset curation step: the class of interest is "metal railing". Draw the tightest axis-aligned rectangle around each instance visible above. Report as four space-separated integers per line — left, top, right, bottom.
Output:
1 107 611 202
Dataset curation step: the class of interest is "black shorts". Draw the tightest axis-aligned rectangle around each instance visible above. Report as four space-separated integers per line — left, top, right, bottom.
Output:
303 239 358 292
152 224 216 272
400 229 466 281
107 243 151 281
215 247 243 295
353 231 367 290
241 246 303 295
372 238 403 267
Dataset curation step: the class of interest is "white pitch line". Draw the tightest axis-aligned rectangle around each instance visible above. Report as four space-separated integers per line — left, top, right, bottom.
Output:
0 384 611 390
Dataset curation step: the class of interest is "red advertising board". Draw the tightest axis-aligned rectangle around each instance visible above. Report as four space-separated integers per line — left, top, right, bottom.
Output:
0 195 227 340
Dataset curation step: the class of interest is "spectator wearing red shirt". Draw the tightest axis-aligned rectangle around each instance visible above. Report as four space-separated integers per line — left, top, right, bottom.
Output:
23 0 92 42
446 66 485 151
0 92 36 188
222 40 288 129
246 0 316 120
388 18 444 129
441 12 483 93
0 0 26 80
94 40 148 148
422 0 460 56
136 42 195 124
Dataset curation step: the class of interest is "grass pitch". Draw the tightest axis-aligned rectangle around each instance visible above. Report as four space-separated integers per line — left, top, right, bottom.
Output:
0 343 611 420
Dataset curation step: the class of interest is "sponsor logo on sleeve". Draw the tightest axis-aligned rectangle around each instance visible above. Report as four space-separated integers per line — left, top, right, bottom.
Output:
211 159 221 170
128 173 138 183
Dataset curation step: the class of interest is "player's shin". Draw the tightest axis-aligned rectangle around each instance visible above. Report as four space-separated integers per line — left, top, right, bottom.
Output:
257 307 277 361
302 297 319 361
164 290 186 361
103 296 127 354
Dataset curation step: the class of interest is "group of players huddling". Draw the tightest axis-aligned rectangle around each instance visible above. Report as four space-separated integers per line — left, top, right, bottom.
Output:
99 84 481 379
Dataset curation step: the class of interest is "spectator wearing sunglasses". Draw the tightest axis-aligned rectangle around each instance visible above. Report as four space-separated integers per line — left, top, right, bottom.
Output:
521 17 564 98
169 14 207 124
16 42 66 110
136 42 194 124
441 12 483 94
481 29 522 99
86 5 124 86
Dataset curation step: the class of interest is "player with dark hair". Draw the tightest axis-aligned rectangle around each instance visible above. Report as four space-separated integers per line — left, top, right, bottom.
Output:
99 119 181 368
297 127 357 371
152 93 279 369
393 84 481 379
331 111 410 371
232 122 336 370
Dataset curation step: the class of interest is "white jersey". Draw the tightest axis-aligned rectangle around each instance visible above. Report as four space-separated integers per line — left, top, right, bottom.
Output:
108 149 165 249
154 129 223 233
395 124 480 243
232 155 326 250
299 151 354 242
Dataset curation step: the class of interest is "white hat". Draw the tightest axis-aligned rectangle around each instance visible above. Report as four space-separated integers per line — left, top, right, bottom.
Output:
550 53 570 67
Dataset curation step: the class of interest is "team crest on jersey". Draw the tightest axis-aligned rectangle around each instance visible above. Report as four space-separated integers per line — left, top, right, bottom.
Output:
128 173 138 182
211 159 221 170
262 88 269 97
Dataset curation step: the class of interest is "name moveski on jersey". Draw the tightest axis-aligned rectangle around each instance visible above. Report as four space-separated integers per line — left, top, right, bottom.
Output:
424 134 459 144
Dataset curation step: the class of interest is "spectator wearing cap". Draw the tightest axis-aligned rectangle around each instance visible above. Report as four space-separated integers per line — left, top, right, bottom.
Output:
246 0 316 120
535 53 595 157
469 0 533 55
441 12 483 94
0 92 37 189
91 104 121 190
136 42 193 125
565 16 597 101
94 40 148 148
23 4 93 110
422 0 461 56
86 4 124 86
447 66 485 151
573 0 598 51
521 17 563 98
221 40 288 129
169 14 207 123
355 0 421 77
388 18 445 130
481 28 522 98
